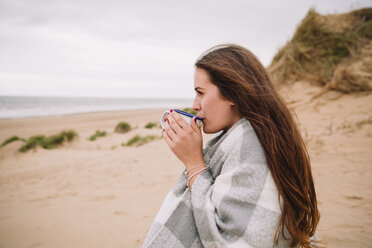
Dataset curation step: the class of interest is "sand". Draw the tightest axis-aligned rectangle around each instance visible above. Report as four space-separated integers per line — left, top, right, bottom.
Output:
0 84 371 247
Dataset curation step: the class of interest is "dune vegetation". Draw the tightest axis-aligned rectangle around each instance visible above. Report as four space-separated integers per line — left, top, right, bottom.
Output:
0 136 27 147
269 8 372 93
182 108 198 116
89 130 107 141
144 122 159 129
115 121 132 133
123 134 161 147
19 130 78 152
1 119 165 153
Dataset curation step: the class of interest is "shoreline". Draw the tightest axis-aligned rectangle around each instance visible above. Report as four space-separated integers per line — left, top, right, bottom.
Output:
0 95 194 121
0 107 170 122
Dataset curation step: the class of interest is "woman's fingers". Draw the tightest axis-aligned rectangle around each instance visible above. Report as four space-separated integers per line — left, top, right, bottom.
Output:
164 112 202 145
163 120 176 141
190 117 202 136
168 112 190 133
162 128 173 145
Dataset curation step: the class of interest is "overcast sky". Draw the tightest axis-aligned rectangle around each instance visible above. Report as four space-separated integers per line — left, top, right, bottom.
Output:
0 0 371 99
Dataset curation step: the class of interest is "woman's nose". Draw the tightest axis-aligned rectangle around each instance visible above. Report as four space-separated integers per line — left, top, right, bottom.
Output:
192 97 201 111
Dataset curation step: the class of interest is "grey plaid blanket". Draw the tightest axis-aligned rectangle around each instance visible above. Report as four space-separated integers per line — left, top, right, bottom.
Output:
143 118 291 247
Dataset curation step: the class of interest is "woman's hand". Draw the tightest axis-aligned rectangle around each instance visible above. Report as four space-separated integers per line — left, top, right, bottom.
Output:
162 111 205 169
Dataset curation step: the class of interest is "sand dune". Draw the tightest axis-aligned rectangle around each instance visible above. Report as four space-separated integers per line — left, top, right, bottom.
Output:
0 83 371 247
280 82 372 247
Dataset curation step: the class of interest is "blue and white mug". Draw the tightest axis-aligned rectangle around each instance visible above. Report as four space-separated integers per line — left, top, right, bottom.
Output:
161 109 203 129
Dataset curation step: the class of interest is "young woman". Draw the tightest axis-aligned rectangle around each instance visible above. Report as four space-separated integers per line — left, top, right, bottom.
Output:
143 44 319 248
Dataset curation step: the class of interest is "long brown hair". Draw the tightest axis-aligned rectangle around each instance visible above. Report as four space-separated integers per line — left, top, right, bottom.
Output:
195 44 319 248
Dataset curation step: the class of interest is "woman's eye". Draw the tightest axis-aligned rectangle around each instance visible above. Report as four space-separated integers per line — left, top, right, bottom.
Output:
197 91 203 96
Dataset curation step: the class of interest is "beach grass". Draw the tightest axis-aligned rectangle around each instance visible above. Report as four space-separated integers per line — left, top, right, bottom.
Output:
115 122 131 133
89 130 107 141
19 130 78 152
0 136 27 147
182 108 198 116
144 122 158 129
122 134 161 147
271 9 357 81
269 7 372 92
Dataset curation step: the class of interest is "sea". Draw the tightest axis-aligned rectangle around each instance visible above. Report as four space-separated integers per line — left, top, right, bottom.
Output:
0 95 194 119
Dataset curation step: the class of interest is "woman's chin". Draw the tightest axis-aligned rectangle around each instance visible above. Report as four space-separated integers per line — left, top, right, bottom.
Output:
202 125 209 134
202 121 219 134
203 129 212 134
202 125 215 134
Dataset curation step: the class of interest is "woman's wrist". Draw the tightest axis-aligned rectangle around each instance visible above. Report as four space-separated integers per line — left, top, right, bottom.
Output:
184 159 206 189
184 164 207 176
184 158 205 170
188 166 208 190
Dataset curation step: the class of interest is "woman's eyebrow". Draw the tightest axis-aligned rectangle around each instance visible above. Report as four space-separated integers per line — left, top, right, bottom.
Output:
194 87 205 91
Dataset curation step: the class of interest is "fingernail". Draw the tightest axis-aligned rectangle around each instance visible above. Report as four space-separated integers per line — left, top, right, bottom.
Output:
193 117 196 123
170 109 173 112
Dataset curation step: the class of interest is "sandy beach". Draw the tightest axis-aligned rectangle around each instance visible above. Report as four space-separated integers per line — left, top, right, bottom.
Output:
0 83 371 247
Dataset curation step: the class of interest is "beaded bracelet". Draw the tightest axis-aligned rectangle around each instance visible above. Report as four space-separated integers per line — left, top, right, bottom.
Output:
187 167 208 188
184 164 207 176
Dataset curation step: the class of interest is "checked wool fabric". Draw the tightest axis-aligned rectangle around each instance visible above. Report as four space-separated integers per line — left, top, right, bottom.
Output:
143 118 291 247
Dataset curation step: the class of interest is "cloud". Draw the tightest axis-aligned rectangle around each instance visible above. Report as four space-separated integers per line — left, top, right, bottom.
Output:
0 0 370 98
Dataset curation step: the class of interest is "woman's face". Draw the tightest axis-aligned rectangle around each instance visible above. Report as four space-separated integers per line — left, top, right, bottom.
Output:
192 67 242 134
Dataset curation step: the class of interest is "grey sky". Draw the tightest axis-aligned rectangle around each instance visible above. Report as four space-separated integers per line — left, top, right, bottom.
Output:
0 0 371 98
